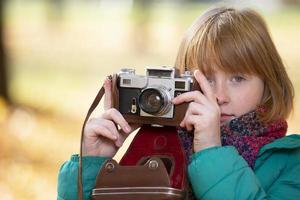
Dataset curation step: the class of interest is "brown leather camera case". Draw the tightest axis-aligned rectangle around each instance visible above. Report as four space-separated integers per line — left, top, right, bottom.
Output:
91 157 185 200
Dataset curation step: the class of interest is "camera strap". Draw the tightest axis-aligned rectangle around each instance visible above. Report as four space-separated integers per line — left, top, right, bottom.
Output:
78 81 106 200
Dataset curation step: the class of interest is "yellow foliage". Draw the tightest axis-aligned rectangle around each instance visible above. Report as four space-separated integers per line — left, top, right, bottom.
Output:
0 97 8 123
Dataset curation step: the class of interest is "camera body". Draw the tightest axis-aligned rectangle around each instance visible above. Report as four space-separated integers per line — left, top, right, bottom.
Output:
116 67 195 126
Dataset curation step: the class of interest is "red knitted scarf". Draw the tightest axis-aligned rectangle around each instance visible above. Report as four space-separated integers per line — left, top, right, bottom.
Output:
220 110 287 167
178 110 287 168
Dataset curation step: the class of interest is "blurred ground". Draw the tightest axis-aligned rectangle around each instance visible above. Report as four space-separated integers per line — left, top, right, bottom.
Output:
0 1 300 199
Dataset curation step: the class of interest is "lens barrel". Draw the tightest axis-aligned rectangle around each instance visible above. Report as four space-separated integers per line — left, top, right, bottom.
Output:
138 87 171 115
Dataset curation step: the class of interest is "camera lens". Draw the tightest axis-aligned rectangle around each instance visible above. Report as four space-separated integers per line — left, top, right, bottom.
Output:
139 88 164 114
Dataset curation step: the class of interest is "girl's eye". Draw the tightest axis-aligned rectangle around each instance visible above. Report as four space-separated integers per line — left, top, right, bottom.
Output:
206 77 215 85
231 75 245 83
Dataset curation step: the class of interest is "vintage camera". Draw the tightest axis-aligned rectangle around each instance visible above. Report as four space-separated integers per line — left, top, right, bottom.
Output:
115 67 196 126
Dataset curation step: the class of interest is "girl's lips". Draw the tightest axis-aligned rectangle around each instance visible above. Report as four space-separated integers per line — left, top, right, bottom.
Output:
220 114 235 122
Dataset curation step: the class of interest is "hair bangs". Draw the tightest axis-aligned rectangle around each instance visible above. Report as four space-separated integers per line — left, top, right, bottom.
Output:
197 17 260 77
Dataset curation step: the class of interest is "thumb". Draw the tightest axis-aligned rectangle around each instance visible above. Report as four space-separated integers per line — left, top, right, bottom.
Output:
103 78 112 110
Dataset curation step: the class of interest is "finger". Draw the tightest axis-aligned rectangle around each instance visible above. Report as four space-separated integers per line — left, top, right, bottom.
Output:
123 123 141 134
100 120 120 139
180 114 195 131
172 90 207 105
98 120 124 147
180 113 198 131
115 123 141 147
180 103 201 127
184 115 201 131
104 78 112 110
194 70 215 101
115 124 138 147
93 124 118 141
102 108 131 134
186 102 203 115
180 102 207 129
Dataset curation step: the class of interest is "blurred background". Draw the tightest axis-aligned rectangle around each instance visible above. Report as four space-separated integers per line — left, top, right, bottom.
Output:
0 0 299 199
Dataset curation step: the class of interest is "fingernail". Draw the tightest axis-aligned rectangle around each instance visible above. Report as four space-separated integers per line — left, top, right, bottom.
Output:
124 126 131 133
104 79 110 85
194 70 200 76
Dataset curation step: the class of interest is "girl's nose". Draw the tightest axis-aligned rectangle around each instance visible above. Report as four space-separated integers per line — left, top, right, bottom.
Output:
215 84 229 105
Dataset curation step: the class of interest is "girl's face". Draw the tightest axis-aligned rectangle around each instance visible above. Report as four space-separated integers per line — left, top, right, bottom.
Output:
205 68 265 124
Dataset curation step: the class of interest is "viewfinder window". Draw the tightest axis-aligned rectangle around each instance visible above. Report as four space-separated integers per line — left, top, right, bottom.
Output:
122 79 131 85
175 81 185 89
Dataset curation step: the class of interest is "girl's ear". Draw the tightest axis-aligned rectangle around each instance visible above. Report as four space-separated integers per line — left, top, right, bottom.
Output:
260 81 270 105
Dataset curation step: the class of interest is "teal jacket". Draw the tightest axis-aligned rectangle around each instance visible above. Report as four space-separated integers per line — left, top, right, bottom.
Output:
57 134 300 200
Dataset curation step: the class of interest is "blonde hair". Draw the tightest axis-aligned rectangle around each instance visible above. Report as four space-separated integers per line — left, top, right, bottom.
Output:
175 6 294 123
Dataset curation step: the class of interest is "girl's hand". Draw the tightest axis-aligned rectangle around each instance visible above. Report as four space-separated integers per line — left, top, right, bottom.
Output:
172 70 221 152
83 78 140 157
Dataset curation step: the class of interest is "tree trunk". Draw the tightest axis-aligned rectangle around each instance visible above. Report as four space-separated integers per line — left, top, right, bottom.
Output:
0 0 9 103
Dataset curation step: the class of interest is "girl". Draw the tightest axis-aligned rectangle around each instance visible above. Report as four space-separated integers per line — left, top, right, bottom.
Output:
57 6 300 200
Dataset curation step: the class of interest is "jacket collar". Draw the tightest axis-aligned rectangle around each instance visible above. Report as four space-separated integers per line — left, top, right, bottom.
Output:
254 134 300 169
259 134 300 154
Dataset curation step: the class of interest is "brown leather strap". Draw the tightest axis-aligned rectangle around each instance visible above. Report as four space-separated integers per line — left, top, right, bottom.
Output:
78 84 106 200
